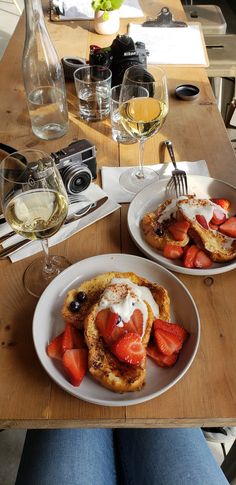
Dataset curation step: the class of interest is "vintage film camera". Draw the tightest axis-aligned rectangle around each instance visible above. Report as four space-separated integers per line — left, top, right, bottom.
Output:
51 139 97 195
89 34 149 86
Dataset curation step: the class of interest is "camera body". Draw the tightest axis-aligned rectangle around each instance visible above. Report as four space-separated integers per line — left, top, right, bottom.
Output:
89 35 149 86
51 139 97 195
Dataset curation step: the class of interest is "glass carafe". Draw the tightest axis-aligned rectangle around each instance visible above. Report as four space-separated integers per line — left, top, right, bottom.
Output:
22 0 69 140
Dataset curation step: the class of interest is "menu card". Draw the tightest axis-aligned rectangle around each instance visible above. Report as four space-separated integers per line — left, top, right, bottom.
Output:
128 23 209 66
50 0 144 20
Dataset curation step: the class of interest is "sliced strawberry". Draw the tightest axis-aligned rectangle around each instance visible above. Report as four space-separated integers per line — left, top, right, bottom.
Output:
210 198 230 211
62 324 85 353
183 244 199 268
163 243 184 260
154 328 182 356
127 309 143 336
111 333 145 366
47 332 64 360
147 344 178 367
196 214 208 229
96 309 121 345
154 319 188 343
194 250 213 268
168 221 190 241
219 217 236 238
211 209 226 226
62 348 88 386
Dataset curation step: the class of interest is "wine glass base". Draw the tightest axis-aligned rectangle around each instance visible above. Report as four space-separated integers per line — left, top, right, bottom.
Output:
23 255 71 298
119 167 159 194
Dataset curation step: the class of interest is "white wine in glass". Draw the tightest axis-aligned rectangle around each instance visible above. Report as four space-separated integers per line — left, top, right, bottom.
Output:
0 149 70 297
119 66 168 194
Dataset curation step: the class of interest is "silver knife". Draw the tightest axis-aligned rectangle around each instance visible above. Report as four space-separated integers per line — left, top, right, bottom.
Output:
0 196 108 259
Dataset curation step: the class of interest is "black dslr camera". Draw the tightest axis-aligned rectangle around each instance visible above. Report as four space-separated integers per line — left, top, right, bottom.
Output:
89 35 149 86
51 139 97 195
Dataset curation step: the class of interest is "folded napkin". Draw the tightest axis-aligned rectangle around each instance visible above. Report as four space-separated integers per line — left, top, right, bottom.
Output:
1 184 120 263
101 160 210 203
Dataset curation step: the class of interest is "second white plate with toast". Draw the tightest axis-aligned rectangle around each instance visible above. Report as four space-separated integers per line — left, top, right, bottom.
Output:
128 175 236 275
33 253 200 406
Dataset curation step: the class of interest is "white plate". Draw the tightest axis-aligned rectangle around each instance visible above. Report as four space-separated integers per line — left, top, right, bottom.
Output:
128 175 236 276
33 254 200 407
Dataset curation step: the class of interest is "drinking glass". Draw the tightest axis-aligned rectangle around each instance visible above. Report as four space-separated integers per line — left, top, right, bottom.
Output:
119 66 169 194
0 149 70 297
74 65 112 121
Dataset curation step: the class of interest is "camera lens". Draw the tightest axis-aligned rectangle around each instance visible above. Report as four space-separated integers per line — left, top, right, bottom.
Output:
62 165 92 194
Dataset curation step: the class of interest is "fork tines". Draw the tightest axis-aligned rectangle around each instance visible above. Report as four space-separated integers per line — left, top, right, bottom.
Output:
167 170 188 198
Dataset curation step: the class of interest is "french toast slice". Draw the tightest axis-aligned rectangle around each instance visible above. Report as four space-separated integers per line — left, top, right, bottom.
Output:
178 198 236 262
63 271 170 393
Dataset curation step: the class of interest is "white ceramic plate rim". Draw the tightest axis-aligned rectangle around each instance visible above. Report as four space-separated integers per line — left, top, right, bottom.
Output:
33 254 200 407
128 175 236 276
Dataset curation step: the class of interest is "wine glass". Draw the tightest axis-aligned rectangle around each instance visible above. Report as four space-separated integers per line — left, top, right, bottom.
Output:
0 149 70 298
119 65 168 194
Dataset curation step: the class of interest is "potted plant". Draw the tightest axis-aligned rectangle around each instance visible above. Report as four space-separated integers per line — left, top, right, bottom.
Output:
91 0 124 35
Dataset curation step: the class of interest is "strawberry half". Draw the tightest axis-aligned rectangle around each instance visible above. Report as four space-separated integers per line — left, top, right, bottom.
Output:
183 244 199 268
47 332 64 360
211 209 226 226
168 221 190 241
210 198 230 211
194 249 213 269
219 217 236 238
111 333 145 366
154 319 188 343
96 309 121 345
62 348 88 387
196 214 208 229
154 328 183 356
147 343 178 367
163 243 184 260
62 324 85 353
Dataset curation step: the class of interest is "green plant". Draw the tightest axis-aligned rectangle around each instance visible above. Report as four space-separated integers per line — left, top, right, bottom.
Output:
92 0 124 20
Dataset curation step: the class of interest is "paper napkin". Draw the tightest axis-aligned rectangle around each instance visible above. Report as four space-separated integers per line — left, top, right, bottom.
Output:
1 184 120 263
101 160 210 203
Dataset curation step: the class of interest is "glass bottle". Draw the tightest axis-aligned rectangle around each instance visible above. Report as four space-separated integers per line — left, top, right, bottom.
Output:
22 0 69 140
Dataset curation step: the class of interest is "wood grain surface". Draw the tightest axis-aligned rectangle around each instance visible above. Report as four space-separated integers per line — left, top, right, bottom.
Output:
0 0 235 428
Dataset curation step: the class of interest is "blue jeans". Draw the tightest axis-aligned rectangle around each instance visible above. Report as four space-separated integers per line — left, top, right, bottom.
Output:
16 428 228 485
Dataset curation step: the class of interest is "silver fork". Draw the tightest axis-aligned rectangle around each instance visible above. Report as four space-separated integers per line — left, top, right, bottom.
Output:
164 140 188 197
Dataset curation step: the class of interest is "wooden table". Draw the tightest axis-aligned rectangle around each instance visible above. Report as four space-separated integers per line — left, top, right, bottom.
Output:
0 0 236 429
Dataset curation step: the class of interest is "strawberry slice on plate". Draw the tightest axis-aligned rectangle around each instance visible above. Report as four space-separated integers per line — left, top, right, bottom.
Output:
154 319 188 343
47 332 64 360
62 324 85 353
211 209 226 226
111 333 145 366
210 198 230 211
168 221 190 241
183 245 199 268
154 328 183 356
194 250 213 269
62 348 88 387
147 344 178 368
96 309 121 345
219 217 236 238
163 243 184 260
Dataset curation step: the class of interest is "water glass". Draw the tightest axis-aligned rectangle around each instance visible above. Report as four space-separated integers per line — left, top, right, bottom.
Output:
110 84 136 144
74 65 112 121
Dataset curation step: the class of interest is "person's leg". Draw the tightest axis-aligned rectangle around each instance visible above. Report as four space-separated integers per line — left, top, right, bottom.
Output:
115 428 229 485
16 428 117 485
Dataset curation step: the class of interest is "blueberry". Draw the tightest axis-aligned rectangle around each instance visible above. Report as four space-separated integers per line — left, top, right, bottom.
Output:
76 291 87 303
69 300 80 312
155 225 164 236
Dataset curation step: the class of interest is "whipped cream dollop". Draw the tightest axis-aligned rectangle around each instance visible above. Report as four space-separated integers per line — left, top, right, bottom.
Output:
97 278 159 336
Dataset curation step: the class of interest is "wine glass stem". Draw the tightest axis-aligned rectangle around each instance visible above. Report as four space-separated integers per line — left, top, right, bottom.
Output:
136 140 145 179
41 238 54 274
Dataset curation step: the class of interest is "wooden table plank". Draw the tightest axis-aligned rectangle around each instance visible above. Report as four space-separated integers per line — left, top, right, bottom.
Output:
0 0 236 428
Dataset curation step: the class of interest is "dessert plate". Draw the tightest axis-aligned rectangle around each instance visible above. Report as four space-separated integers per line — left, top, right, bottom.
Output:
128 175 236 275
33 253 200 407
